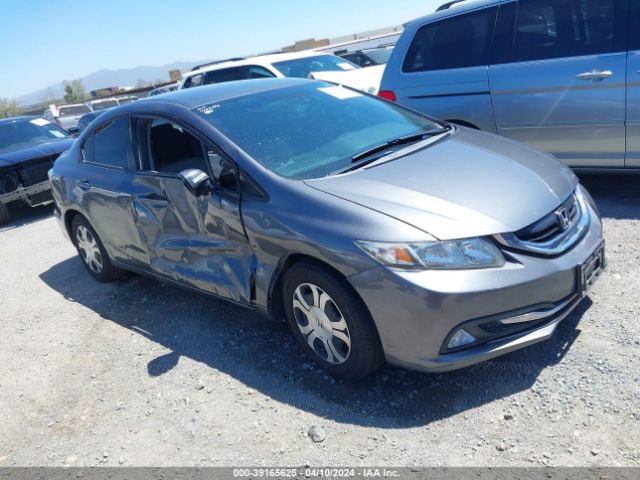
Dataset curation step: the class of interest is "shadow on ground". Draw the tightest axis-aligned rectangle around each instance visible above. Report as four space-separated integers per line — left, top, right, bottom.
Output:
0 203 52 232
579 173 640 220
40 255 590 428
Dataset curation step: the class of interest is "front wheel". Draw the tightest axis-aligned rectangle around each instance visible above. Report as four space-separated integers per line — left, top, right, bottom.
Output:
72 215 120 282
283 261 384 381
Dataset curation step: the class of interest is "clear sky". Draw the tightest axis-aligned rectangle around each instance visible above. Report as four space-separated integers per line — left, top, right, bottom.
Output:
0 0 447 99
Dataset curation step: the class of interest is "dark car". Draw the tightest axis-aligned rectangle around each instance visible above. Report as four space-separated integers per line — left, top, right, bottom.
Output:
73 111 103 136
339 46 395 68
0 117 73 225
50 79 603 380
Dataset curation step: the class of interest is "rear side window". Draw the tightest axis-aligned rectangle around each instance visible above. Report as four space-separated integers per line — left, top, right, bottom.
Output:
514 0 624 62
203 66 275 85
403 7 497 72
204 67 245 84
90 117 134 169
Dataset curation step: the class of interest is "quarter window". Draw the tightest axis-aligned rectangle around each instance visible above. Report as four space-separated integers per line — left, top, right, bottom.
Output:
403 7 497 72
91 117 134 169
514 0 622 62
183 73 203 89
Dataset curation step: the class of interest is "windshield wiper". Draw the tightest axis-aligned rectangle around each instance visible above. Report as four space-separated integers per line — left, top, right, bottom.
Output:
332 127 450 175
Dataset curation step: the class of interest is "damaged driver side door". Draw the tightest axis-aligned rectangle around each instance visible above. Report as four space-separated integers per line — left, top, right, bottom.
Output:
130 115 254 305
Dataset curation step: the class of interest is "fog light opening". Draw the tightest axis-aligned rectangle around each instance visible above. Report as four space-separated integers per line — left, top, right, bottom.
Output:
448 329 477 350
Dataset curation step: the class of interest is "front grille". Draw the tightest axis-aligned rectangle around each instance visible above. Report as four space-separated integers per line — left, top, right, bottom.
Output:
494 191 590 257
515 195 579 244
0 170 20 195
19 155 58 187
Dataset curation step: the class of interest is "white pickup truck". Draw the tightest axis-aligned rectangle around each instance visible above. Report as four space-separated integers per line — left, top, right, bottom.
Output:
179 51 384 95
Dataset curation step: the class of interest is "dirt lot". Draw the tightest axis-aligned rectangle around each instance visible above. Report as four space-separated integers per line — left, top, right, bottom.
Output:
0 174 638 467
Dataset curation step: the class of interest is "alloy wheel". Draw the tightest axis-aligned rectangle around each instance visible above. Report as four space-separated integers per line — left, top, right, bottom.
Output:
292 283 352 364
76 225 103 274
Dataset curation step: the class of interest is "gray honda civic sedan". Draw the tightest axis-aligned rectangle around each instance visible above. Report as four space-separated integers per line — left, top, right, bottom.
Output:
50 78 604 380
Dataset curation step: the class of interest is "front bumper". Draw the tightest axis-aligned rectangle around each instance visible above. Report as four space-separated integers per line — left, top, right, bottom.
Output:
0 180 52 207
348 202 604 373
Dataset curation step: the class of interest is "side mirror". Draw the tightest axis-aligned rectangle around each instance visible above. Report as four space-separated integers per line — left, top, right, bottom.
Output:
178 169 211 196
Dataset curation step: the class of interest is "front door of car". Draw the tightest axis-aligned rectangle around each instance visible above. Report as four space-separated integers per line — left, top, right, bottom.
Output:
626 2 640 167
78 115 150 268
130 117 254 305
489 0 628 168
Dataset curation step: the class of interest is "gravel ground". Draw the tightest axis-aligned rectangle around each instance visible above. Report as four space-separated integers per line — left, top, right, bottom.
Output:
0 174 638 467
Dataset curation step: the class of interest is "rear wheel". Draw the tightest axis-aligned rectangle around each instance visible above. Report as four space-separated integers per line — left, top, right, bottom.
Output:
283 261 384 381
0 202 9 226
72 216 120 282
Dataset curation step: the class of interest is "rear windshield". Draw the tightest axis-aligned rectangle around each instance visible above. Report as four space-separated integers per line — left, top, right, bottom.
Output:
0 119 69 154
273 55 359 78
59 104 92 116
91 100 119 111
195 82 444 180
363 48 394 64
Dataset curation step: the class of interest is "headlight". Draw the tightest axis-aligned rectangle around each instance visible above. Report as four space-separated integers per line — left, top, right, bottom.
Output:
356 238 505 270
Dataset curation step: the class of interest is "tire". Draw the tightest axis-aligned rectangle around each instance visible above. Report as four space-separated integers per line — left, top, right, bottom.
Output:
0 202 9 226
283 260 384 381
71 215 120 283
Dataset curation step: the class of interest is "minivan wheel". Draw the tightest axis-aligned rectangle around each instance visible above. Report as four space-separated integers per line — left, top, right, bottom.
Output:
71 216 120 282
0 202 9 226
283 261 384 381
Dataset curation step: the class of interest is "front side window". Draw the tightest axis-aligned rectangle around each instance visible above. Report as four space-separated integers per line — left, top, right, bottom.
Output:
147 119 208 174
515 0 621 62
403 7 497 72
273 55 358 78
195 83 445 180
91 116 134 169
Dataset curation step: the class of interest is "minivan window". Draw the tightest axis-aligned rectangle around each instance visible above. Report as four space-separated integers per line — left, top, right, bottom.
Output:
515 0 621 62
91 117 134 169
59 105 92 116
403 7 497 72
631 1 640 50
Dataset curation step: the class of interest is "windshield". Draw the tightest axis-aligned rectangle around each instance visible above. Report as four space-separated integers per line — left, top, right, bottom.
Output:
363 48 394 65
195 82 445 180
273 55 359 78
0 119 69 154
59 104 92 116
91 100 119 111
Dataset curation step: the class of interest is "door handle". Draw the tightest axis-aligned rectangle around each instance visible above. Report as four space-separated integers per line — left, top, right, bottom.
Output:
576 70 613 81
136 192 170 203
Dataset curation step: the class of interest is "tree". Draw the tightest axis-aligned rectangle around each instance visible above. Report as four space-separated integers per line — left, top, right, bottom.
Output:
41 87 60 106
63 79 87 103
0 98 22 119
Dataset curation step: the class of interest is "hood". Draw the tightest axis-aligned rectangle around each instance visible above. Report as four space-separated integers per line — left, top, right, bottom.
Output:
0 138 74 169
306 128 578 240
311 65 385 95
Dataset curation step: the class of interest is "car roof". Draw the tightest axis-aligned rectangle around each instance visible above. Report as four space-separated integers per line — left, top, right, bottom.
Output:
136 78 315 110
407 0 505 27
185 50 332 78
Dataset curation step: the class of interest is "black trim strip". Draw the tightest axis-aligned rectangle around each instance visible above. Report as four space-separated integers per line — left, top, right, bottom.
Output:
408 90 490 100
